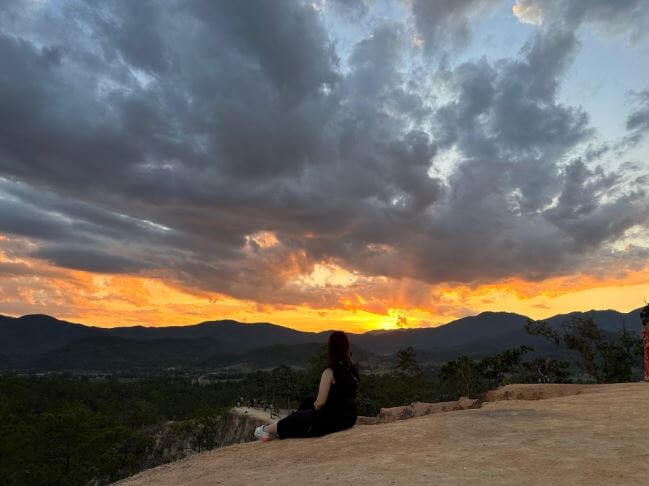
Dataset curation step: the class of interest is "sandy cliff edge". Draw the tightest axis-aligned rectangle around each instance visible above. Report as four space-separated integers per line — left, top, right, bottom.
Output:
116 383 649 486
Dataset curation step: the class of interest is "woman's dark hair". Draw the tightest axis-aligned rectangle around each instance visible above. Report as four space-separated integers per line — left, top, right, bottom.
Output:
326 331 360 389
641 303 649 325
327 331 353 369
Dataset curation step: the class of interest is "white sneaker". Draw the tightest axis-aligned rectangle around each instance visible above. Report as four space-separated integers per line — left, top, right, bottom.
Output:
254 425 272 442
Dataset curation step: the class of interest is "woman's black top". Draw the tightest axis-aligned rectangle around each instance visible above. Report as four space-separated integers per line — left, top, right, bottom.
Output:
327 361 359 405
276 360 360 439
316 361 359 433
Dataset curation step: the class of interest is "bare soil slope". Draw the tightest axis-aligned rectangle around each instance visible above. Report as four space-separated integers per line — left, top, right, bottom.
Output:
117 383 649 485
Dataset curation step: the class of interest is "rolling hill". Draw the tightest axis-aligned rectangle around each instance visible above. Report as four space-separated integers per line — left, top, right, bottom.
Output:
0 307 644 371
0 314 104 358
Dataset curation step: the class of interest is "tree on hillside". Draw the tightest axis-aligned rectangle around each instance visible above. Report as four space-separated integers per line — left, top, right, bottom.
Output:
187 412 223 452
525 316 642 383
520 357 570 384
478 346 533 385
439 346 563 398
439 355 478 398
394 346 422 376
269 365 298 411
36 401 94 485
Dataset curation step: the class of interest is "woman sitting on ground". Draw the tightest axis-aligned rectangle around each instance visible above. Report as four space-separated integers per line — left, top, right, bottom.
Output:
254 330 359 441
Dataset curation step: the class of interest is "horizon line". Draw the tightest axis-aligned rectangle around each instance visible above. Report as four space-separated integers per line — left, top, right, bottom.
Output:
1 305 643 334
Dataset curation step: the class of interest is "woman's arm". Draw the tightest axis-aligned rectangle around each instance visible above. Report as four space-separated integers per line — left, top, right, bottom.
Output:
313 368 334 410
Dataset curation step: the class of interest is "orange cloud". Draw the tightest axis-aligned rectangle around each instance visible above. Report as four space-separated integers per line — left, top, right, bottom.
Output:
1 233 648 333
513 0 544 25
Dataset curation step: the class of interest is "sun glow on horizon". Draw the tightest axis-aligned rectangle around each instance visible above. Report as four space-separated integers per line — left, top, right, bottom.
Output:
2 240 649 333
2 233 649 332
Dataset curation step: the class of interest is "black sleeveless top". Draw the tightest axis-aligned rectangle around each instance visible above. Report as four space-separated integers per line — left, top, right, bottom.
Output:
325 361 359 410
308 361 359 435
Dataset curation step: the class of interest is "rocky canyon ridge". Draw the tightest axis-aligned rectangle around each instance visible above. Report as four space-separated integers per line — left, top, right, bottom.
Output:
117 383 649 485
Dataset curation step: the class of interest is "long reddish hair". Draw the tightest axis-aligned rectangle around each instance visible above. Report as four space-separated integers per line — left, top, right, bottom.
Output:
327 331 353 369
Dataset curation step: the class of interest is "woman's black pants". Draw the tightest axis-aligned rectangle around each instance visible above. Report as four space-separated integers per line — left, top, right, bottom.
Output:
276 396 318 439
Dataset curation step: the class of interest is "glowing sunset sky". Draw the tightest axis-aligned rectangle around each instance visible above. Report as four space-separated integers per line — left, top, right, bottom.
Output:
1 0 649 332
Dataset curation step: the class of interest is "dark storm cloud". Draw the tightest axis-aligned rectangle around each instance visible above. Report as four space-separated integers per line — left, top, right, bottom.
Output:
0 1 647 306
514 0 649 43
627 90 649 142
329 0 369 19
31 245 150 274
329 26 646 285
408 27 648 283
409 0 503 54
545 160 648 248
189 0 339 101
578 88 649 159
89 0 171 74
0 196 74 242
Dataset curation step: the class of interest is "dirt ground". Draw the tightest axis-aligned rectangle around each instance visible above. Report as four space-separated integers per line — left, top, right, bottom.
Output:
116 383 649 486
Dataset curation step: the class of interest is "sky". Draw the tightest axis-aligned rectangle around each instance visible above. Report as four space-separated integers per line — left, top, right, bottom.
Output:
1 0 649 333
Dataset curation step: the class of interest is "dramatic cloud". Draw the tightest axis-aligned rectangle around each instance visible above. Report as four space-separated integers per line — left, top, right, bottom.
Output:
513 0 649 43
627 90 649 144
0 0 647 326
409 0 503 53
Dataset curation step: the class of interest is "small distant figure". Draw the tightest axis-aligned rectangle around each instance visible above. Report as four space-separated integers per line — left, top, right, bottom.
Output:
642 304 649 382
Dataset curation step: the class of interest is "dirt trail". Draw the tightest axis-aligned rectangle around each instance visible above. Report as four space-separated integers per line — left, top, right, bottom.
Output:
117 383 649 485
230 407 286 422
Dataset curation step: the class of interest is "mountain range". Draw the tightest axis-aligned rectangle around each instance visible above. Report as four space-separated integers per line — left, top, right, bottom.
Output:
0 307 644 372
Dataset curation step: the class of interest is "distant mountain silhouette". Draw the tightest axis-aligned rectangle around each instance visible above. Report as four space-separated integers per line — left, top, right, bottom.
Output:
0 308 644 371
107 319 327 352
544 308 642 333
0 314 325 361
0 314 103 358
351 311 531 354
